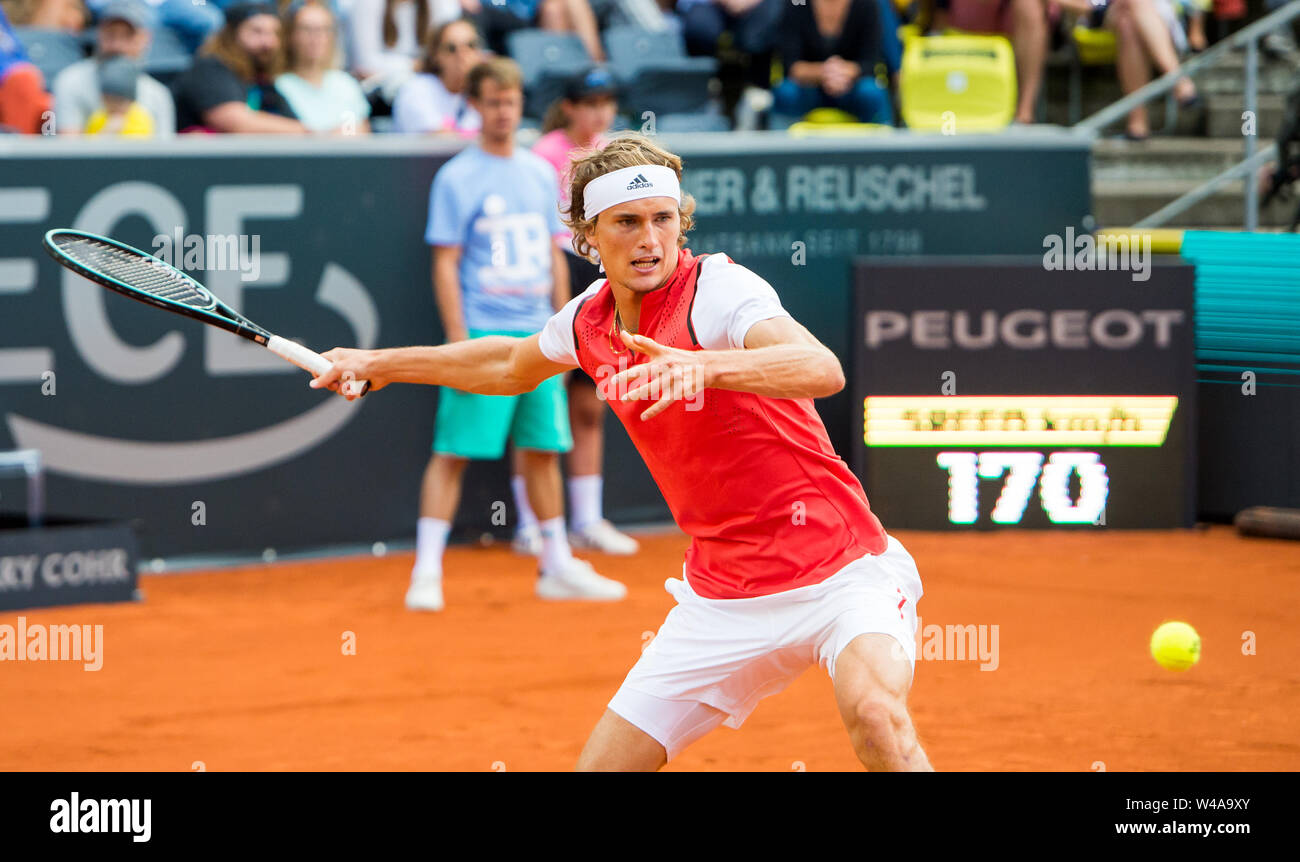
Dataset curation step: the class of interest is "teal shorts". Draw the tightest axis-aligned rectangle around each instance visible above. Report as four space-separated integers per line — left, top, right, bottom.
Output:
433 329 572 459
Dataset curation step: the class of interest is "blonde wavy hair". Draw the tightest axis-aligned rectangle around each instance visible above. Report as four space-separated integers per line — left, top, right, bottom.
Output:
564 133 696 262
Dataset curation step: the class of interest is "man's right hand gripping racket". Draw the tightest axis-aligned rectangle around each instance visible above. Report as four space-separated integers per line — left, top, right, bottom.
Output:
42 229 368 398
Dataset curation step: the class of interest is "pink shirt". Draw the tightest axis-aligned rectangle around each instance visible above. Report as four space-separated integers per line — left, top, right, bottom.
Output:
532 129 609 244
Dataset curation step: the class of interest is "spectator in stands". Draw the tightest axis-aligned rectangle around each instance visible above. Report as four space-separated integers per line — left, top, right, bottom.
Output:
0 0 51 133
465 0 604 62
83 54 158 133
53 0 175 135
677 0 782 98
523 68 640 556
349 0 459 102
1 0 86 30
1181 0 1208 52
391 15 481 134
774 0 892 125
276 0 370 131
405 56 625 611
930 0 1047 125
172 2 307 132
84 0 223 54
1057 0 1197 140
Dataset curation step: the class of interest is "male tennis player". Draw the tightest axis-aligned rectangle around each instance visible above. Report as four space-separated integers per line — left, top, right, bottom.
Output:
311 134 931 771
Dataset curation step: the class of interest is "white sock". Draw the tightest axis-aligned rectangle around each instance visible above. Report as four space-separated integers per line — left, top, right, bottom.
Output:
538 516 573 575
568 474 603 532
512 475 539 534
413 517 450 579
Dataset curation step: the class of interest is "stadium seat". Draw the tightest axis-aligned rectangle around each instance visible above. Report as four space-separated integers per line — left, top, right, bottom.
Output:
788 107 894 137
898 23 922 49
899 34 1016 132
1073 25 1118 65
14 29 85 85
506 29 594 118
603 25 717 119
142 26 191 87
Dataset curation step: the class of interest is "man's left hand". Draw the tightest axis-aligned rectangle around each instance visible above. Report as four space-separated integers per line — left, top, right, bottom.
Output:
605 330 709 421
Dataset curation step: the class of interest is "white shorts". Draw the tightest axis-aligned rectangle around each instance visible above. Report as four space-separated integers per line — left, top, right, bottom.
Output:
607 534 923 761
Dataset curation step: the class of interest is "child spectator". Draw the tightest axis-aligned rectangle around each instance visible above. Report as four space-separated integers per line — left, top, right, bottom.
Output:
53 0 176 136
84 54 157 134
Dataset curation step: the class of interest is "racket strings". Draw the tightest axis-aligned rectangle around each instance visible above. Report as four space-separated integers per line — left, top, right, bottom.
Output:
56 236 215 309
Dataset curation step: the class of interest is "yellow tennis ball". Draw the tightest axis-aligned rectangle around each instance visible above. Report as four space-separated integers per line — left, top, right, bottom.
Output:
1150 621 1201 671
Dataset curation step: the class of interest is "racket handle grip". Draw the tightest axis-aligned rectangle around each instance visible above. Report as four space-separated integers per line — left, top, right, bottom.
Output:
266 335 369 398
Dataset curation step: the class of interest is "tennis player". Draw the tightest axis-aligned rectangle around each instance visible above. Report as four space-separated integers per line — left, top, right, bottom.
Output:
311 134 931 771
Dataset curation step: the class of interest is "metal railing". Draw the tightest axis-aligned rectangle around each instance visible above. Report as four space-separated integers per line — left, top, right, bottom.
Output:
1076 1 1300 230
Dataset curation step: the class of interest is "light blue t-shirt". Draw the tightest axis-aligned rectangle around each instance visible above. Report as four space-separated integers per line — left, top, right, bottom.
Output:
274 71 370 132
425 144 564 333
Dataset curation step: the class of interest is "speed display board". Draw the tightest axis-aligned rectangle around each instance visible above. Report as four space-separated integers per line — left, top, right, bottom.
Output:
852 258 1197 529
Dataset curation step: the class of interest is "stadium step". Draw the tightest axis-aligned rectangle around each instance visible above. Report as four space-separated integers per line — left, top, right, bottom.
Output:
1092 176 1296 228
1093 138 1265 181
1204 92 1286 138
1193 60 1297 96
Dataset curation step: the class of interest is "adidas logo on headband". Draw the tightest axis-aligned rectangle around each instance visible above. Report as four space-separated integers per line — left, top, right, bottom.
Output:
583 165 681 220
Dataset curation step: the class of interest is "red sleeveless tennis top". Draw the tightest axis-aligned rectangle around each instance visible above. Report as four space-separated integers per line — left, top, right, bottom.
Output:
571 249 888 599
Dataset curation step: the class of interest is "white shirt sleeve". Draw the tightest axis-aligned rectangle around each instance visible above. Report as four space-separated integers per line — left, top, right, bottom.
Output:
538 281 602 366
689 254 792 350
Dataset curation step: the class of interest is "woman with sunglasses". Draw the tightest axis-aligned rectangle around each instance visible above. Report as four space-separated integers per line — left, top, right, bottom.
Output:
391 17 483 135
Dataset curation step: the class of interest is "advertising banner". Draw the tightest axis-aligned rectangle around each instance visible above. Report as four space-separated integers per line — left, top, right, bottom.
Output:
852 257 1197 529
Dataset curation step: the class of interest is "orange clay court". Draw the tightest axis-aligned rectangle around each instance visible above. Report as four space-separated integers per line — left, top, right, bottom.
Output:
4 526 1298 772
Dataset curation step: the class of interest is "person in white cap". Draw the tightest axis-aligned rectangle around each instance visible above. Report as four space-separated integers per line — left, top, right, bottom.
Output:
310 133 931 772
52 0 175 135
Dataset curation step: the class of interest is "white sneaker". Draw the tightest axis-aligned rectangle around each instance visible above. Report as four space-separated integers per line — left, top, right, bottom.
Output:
405 575 444 612
512 526 542 557
569 520 640 555
536 558 627 601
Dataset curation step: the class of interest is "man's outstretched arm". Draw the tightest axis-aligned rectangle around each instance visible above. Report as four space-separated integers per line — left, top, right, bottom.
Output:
309 333 573 400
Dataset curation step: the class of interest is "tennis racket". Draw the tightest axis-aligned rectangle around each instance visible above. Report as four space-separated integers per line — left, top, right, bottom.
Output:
42 229 368 397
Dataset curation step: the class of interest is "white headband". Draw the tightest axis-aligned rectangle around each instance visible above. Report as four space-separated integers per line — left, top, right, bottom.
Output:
582 165 681 221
